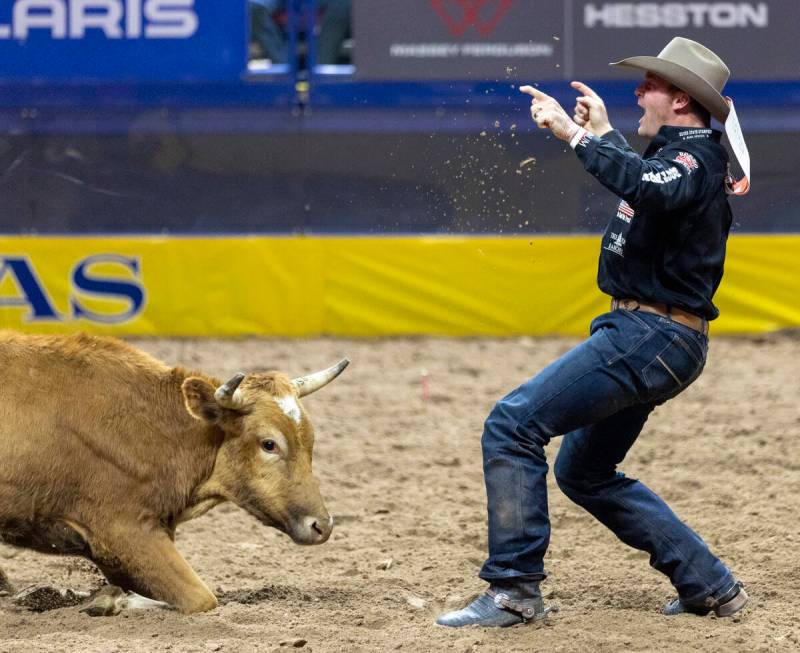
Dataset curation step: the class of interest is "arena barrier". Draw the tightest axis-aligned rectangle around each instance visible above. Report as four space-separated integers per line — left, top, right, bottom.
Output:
0 234 797 337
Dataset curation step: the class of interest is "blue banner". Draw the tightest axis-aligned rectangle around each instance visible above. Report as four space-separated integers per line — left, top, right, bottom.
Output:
0 0 246 82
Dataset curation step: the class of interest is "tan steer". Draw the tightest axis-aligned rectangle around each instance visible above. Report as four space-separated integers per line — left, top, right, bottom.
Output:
0 331 347 614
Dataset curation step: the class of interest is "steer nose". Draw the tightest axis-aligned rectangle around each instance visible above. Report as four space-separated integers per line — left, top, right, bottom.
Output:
301 515 333 544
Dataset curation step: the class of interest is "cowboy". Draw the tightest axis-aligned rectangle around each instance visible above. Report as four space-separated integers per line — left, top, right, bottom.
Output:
437 37 749 628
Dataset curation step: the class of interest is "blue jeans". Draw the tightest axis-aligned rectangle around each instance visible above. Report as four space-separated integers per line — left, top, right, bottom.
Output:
479 308 734 604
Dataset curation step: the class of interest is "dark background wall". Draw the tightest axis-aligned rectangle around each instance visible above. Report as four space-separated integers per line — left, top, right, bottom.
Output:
1 0 797 236
1 112 796 235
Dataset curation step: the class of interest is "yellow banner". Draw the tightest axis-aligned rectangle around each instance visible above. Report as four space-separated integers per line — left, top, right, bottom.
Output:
0 235 797 336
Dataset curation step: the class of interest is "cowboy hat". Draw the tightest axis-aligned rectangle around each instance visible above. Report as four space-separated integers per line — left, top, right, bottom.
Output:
610 37 730 123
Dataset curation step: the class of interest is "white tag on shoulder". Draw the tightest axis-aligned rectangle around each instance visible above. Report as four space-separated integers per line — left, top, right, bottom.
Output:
724 98 751 195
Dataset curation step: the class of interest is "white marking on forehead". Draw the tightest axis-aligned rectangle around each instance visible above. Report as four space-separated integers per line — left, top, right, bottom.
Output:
275 395 301 424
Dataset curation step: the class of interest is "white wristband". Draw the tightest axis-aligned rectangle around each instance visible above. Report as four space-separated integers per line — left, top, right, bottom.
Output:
569 126 589 149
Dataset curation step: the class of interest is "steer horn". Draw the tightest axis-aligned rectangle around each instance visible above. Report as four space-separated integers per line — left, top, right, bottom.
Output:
214 372 247 409
291 359 349 397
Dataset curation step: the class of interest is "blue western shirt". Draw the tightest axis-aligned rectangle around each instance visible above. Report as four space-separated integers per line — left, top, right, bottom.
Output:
574 126 733 320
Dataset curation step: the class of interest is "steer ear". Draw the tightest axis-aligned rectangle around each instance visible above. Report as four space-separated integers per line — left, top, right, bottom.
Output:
182 377 222 423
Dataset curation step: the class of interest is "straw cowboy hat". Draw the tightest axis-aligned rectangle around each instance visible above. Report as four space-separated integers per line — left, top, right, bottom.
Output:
611 37 731 123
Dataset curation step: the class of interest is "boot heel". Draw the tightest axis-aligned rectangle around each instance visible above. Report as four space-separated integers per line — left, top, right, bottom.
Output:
714 586 748 617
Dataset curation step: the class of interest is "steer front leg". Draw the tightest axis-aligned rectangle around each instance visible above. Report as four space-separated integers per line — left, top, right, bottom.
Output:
0 567 14 595
91 530 217 614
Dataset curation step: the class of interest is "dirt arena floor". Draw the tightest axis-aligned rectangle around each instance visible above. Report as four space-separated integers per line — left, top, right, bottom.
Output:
1 333 798 652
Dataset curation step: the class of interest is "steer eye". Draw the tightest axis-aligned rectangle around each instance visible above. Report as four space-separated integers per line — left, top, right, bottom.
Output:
261 439 278 453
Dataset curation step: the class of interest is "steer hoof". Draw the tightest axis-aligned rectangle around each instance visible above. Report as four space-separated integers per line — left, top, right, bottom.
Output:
0 570 15 597
12 586 87 612
81 585 174 616
81 585 126 617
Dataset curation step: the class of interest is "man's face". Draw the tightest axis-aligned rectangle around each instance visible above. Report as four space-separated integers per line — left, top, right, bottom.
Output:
634 72 678 138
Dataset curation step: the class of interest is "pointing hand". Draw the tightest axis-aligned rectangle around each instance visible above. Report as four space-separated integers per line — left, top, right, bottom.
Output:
570 81 613 137
519 85 580 142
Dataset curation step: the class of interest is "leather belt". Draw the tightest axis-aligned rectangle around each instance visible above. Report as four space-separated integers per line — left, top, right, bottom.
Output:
611 298 709 336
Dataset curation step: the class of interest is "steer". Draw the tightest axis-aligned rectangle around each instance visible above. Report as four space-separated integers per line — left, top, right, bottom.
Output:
0 330 347 614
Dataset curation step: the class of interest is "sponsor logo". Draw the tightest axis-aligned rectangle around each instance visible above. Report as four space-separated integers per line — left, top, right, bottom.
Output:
604 231 626 257
642 167 682 184
673 151 699 174
616 200 634 223
0 254 145 323
583 2 769 29
429 0 513 38
678 128 714 140
0 0 199 41
390 1 555 60
389 42 552 58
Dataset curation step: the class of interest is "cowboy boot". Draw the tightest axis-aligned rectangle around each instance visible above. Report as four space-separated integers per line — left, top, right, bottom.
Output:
436 579 555 628
663 581 748 617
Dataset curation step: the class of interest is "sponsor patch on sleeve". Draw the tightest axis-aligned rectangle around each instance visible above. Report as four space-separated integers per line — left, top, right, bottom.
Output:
569 127 595 150
616 200 634 223
642 167 682 184
673 151 699 174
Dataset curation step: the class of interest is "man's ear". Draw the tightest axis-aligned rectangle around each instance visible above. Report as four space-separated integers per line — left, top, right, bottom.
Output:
182 377 222 423
673 90 692 113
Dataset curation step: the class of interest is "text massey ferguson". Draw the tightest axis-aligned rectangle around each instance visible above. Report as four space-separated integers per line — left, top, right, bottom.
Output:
0 0 198 40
